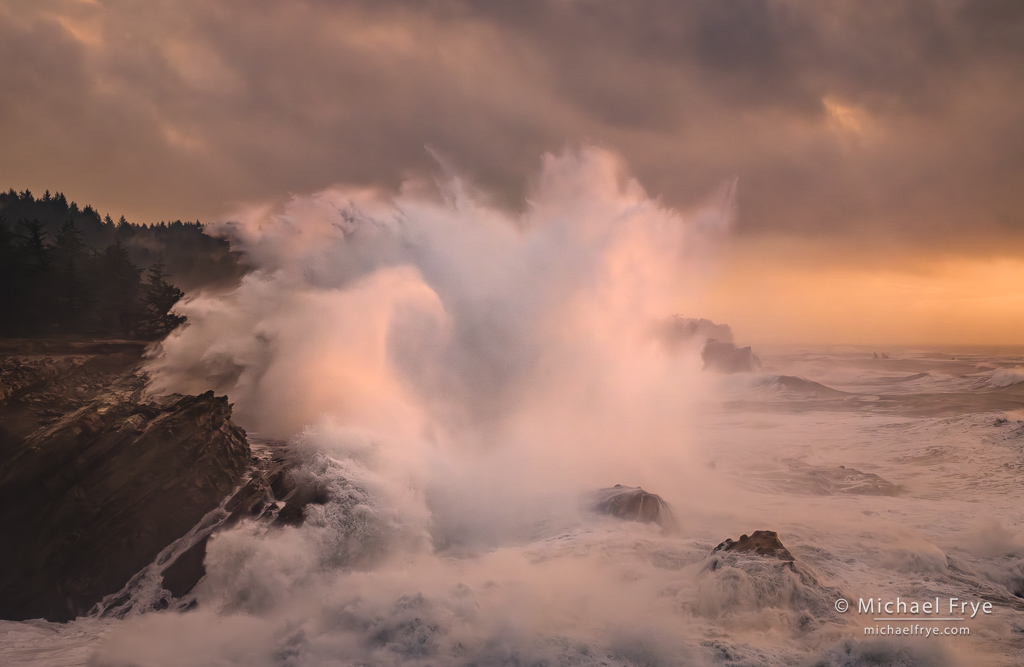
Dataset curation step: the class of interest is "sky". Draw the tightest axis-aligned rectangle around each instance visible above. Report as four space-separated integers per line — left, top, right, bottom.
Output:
2 0 1024 345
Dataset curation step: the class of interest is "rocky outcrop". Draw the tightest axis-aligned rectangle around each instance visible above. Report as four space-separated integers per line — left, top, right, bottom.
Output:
593 485 676 529
705 530 835 601
151 452 333 603
0 342 251 622
701 530 844 630
702 339 760 373
712 530 794 561
652 316 760 373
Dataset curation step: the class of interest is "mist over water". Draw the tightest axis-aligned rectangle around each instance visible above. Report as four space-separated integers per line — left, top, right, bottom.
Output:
127 147 733 664
151 147 723 437
7 149 1024 666
147 148 729 515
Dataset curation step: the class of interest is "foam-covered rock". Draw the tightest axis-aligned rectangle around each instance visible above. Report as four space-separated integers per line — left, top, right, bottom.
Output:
712 530 795 561
699 530 844 632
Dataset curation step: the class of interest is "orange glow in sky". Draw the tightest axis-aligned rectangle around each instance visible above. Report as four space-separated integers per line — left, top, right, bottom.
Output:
694 241 1024 346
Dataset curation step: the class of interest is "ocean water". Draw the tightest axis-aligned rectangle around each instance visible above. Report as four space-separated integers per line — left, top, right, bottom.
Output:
6 151 1024 665
5 348 1024 667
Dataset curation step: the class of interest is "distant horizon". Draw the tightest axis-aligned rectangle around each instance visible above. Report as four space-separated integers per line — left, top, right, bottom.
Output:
7 178 1024 347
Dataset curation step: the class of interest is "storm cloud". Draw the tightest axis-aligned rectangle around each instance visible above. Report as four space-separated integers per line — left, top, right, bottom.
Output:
2 0 1023 250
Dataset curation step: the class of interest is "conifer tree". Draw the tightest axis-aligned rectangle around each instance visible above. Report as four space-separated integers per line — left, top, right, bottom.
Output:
97 240 141 337
0 217 22 334
137 258 187 338
50 220 90 329
13 219 49 333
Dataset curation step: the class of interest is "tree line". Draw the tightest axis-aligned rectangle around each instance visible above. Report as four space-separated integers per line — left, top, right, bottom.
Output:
0 187 245 339
0 217 186 339
0 188 243 293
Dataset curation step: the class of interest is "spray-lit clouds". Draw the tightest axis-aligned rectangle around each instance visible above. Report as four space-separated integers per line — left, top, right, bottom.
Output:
2 0 1023 248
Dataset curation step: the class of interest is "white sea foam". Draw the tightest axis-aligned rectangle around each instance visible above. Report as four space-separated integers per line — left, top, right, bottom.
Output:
6 150 1024 666
988 367 1024 388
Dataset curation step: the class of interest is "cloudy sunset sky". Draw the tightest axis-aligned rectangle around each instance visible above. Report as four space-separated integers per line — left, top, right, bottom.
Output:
3 0 1023 344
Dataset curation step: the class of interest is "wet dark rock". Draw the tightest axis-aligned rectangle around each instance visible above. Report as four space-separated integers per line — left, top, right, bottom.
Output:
0 356 70 403
156 451 334 598
702 530 846 629
712 530 794 561
271 470 331 528
156 463 280 599
702 339 761 373
160 536 211 599
593 485 675 529
224 456 296 527
0 343 250 622
274 502 307 527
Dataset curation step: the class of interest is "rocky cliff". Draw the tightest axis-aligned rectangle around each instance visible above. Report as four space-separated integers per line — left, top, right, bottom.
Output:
0 341 250 622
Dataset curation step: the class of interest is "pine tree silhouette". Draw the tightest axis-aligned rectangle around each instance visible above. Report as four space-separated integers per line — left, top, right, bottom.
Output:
137 258 187 339
97 240 142 337
50 220 90 330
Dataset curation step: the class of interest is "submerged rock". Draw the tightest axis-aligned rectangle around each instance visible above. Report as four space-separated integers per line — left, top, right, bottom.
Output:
593 485 675 529
804 465 901 496
0 342 250 622
765 462 902 496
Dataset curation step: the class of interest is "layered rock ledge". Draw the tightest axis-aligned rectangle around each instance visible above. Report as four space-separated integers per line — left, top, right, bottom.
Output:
0 341 250 622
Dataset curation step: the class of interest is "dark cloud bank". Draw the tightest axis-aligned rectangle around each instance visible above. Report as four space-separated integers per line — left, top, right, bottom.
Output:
2 0 1022 252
